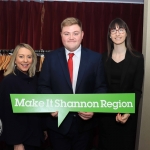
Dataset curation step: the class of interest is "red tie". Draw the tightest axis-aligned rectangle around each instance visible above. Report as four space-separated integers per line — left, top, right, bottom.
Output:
68 53 74 83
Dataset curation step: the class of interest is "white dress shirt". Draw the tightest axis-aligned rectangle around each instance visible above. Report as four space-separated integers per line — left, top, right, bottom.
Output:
65 45 81 93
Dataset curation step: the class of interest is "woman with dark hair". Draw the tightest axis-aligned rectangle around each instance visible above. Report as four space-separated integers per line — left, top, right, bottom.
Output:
0 43 45 150
98 18 144 150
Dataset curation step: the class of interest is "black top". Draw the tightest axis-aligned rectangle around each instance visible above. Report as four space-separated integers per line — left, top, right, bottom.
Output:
110 58 125 92
0 68 44 146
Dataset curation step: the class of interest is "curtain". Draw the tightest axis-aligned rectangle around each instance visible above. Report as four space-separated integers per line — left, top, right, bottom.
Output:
42 2 143 53
0 1 143 52
0 1 43 49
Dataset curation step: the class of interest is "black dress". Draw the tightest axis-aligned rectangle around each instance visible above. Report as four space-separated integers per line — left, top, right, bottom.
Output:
99 58 138 150
0 69 44 149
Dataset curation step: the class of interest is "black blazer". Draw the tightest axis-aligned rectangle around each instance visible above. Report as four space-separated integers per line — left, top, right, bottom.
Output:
38 46 107 135
102 50 144 110
0 69 44 146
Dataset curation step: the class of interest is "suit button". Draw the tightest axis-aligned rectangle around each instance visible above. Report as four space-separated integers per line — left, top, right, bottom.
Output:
73 114 76 117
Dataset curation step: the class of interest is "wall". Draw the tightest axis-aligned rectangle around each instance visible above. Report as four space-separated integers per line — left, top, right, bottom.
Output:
137 0 150 149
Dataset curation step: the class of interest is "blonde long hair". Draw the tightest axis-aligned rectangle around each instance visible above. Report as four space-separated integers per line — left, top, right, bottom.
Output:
4 43 37 77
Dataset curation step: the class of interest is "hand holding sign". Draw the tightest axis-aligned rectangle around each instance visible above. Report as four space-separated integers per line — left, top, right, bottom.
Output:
116 113 130 124
51 111 58 117
78 112 94 120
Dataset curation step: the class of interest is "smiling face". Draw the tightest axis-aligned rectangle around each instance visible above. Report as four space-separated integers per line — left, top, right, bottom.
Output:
61 24 84 52
110 25 127 46
15 47 33 74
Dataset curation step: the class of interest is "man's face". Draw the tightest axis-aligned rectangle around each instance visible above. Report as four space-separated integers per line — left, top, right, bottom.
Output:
61 24 84 52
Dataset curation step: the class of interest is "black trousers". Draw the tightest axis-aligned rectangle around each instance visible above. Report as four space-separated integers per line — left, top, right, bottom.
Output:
48 118 93 150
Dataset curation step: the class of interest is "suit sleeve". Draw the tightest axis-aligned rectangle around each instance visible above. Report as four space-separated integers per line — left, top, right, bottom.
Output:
38 54 53 94
134 54 144 110
93 54 107 93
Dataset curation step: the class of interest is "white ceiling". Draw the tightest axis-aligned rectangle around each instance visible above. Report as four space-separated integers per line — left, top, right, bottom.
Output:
6 0 143 4
41 0 144 4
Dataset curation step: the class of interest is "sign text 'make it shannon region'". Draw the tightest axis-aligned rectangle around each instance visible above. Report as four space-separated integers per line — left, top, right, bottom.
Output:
10 94 135 126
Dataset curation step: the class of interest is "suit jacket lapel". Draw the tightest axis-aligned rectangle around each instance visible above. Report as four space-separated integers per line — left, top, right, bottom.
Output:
75 48 88 92
120 50 131 86
57 48 73 90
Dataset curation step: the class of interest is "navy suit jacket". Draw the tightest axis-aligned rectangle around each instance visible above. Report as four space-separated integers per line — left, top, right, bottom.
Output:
38 46 107 135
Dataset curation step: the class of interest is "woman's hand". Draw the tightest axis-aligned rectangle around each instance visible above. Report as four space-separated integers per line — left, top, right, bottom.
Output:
14 144 24 150
44 131 48 140
116 113 130 124
78 112 94 120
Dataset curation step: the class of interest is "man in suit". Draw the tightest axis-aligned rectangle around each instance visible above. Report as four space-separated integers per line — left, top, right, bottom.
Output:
38 17 107 150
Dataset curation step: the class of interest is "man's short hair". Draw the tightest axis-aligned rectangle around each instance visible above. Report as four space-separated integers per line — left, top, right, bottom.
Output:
61 17 82 30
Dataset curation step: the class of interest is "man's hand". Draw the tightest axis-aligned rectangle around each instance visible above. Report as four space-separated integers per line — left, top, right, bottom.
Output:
78 112 94 120
51 111 58 117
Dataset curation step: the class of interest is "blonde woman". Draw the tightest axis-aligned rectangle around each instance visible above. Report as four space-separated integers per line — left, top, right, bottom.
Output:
0 43 44 150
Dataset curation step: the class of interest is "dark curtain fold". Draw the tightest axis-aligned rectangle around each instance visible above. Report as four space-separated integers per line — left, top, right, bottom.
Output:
0 1 143 52
0 1 43 49
42 2 143 53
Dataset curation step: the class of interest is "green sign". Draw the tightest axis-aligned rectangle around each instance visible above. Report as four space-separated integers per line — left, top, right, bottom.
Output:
10 93 135 126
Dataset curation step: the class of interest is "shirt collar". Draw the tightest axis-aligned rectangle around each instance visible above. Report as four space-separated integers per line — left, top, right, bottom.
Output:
65 45 81 58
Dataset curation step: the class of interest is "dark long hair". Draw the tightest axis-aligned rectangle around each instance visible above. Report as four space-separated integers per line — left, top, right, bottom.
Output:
107 18 134 57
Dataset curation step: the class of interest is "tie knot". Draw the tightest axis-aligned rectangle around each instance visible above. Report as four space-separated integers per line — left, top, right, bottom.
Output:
68 53 74 58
